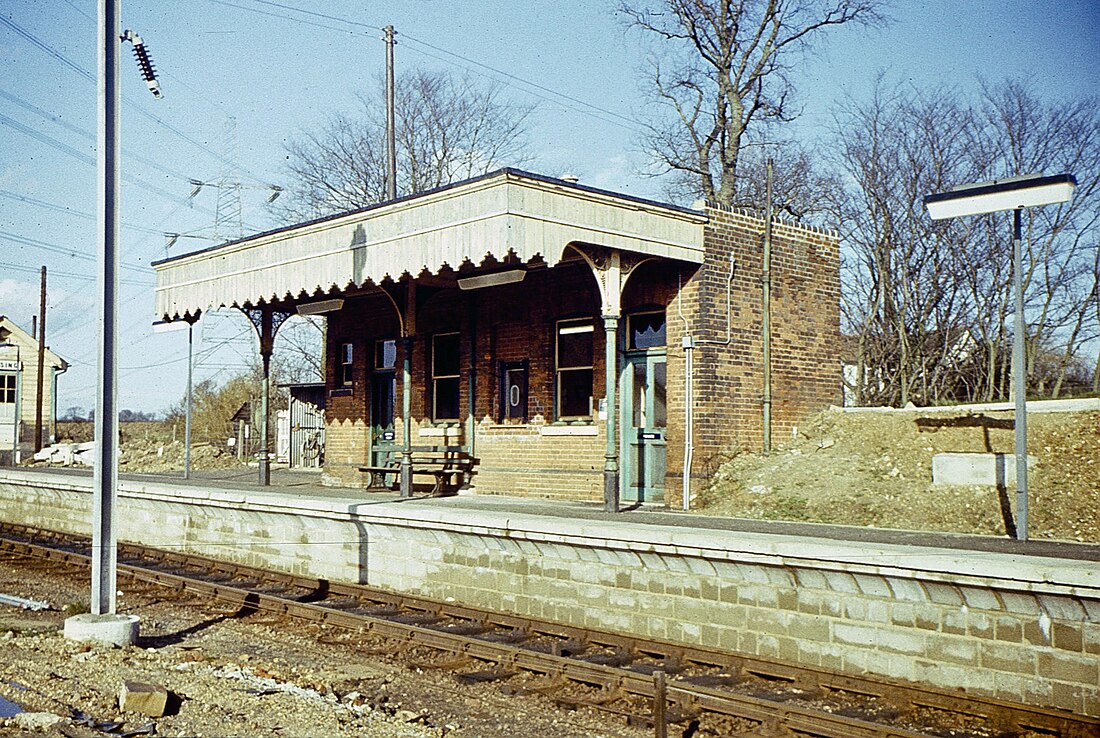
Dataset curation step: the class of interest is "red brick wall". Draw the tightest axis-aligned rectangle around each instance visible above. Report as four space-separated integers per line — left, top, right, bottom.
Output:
323 263 611 498
673 206 841 488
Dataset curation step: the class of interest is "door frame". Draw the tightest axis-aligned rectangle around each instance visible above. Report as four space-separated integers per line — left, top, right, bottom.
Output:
619 349 667 503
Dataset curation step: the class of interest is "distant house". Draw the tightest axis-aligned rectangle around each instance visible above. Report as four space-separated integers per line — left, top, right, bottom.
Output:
0 315 68 464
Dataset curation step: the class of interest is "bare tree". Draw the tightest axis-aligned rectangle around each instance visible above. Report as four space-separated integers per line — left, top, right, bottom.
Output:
621 0 885 206
836 79 1100 406
278 70 535 221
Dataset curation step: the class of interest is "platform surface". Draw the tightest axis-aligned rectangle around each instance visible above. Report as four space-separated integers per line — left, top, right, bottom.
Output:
8 464 1097 564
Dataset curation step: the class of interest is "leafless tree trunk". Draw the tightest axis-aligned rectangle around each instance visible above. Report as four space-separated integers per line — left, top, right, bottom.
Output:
621 0 884 207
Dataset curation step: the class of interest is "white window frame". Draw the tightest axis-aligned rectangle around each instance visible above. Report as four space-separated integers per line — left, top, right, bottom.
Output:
339 342 354 386
555 318 594 420
431 332 461 422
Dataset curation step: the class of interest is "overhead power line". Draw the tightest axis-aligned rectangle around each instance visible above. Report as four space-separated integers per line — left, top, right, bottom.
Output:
0 14 270 187
207 0 645 133
0 88 193 182
0 261 152 287
0 189 164 237
0 229 152 274
0 111 221 215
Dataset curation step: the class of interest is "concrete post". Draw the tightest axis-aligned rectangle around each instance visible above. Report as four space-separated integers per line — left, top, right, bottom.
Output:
92 0 120 616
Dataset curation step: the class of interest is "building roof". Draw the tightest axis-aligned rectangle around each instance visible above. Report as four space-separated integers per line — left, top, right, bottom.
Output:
152 168 708 321
0 316 67 371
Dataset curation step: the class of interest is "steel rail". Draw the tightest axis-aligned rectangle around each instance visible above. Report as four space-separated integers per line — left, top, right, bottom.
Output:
2 523 1096 738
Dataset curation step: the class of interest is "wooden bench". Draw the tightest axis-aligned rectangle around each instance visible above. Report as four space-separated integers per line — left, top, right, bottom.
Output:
359 445 477 496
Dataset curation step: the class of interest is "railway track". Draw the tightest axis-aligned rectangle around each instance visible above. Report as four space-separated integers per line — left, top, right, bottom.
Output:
1 522 1096 738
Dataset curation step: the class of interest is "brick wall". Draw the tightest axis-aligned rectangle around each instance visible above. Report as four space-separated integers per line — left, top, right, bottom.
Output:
670 207 841 486
322 263 611 498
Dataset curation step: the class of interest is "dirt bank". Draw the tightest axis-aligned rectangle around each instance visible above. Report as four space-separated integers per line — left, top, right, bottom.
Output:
696 407 1100 543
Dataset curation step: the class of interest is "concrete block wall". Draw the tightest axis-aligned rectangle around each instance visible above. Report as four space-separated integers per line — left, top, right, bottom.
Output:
1 471 1095 716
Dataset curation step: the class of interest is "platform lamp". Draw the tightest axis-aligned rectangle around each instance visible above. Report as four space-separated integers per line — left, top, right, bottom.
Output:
924 173 1076 542
153 316 198 479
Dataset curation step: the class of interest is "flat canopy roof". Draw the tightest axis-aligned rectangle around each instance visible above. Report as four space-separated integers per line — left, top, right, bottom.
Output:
153 169 707 320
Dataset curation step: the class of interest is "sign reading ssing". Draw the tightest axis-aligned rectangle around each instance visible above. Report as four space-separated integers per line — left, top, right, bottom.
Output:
0 360 21 371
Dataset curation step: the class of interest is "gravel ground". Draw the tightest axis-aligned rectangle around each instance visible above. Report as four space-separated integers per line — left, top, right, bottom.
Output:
0 555 649 738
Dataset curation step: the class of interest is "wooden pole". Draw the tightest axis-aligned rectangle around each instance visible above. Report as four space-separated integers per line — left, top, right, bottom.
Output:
34 266 46 452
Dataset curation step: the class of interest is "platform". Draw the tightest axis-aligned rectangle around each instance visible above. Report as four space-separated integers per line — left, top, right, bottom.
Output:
0 466 1097 716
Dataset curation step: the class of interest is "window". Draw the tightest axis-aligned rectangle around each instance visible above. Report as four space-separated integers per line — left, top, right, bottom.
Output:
556 319 594 419
339 343 354 386
628 311 666 350
0 374 14 404
374 339 396 370
499 361 528 422
432 332 460 421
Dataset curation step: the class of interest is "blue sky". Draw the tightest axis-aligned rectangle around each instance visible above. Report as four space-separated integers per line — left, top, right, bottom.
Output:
1 0 1098 415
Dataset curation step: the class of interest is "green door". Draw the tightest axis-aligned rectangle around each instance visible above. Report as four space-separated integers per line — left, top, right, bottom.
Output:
621 354 667 503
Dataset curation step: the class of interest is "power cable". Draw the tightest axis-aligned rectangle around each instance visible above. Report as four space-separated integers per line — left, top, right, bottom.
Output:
0 261 152 287
0 111 220 217
0 229 151 274
0 14 270 188
0 88 195 182
0 189 165 237
207 0 645 133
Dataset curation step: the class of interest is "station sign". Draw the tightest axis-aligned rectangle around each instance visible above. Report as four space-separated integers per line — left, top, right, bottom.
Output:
0 360 21 371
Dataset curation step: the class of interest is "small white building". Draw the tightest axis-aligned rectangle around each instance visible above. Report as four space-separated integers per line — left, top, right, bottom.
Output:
0 316 68 465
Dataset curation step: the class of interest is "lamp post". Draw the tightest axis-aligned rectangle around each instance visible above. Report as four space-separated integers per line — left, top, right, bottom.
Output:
924 173 1076 541
153 317 197 479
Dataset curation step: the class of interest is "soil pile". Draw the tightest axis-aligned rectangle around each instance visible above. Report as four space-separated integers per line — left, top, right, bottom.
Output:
696 407 1100 543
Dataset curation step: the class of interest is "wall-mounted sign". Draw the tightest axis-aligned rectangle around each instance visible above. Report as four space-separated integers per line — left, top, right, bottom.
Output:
0 360 21 371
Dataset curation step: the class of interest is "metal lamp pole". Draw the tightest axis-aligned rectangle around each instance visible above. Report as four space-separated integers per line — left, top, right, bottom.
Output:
925 174 1076 542
1010 208 1032 538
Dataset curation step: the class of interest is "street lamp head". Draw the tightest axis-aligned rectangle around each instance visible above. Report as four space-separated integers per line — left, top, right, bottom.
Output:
924 173 1076 220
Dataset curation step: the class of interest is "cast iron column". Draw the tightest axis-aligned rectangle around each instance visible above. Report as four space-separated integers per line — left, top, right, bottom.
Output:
603 314 620 512
400 335 413 497
258 310 272 486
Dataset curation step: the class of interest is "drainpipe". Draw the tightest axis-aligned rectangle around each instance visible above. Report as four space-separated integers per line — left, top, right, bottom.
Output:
676 273 694 511
679 243 736 510
762 158 773 455
681 335 694 511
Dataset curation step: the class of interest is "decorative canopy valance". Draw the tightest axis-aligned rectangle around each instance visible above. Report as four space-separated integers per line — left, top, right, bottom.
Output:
153 169 707 320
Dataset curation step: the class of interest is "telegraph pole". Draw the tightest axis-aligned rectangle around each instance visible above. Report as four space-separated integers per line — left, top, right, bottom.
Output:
34 266 46 453
384 25 397 200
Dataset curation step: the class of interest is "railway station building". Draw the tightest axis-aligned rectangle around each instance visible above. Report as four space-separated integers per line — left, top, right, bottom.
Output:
152 169 841 505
